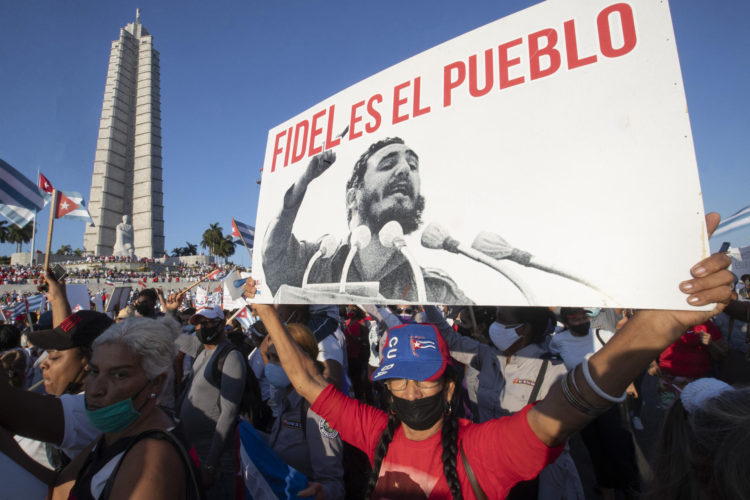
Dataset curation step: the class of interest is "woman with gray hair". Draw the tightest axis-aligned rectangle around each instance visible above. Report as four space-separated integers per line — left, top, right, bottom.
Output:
42 316 202 499
646 378 750 500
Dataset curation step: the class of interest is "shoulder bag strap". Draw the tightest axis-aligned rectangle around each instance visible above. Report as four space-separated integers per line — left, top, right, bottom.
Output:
460 440 488 500
101 429 203 500
527 359 550 404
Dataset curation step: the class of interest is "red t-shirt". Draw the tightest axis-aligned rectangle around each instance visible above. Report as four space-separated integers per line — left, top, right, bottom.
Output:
311 384 562 499
659 321 722 378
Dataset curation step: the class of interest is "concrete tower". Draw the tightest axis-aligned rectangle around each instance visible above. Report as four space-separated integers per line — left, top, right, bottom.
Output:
84 9 164 257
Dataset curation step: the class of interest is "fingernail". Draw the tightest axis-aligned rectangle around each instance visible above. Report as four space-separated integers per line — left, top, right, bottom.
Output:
680 281 693 291
691 265 707 276
688 296 701 304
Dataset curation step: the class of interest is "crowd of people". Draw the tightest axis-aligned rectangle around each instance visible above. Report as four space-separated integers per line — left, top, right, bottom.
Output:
0 263 237 287
0 227 747 499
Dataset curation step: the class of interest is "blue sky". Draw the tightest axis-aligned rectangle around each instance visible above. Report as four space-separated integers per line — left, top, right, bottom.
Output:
1 0 748 267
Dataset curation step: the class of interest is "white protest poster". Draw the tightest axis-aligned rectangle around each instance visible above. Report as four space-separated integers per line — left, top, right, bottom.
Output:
252 0 710 309
195 286 208 308
223 270 252 310
93 292 104 313
105 286 132 313
66 284 90 311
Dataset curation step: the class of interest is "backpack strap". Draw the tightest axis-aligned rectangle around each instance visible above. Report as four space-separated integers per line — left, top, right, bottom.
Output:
527 359 550 404
210 342 236 386
460 441 488 500
100 429 203 500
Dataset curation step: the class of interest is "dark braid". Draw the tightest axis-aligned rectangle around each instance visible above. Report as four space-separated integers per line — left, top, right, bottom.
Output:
441 367 464 500
441 408 463 500
364 412 400 499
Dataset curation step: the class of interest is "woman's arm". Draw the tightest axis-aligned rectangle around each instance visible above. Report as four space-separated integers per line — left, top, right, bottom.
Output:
0 425 56 485
529 242 734 446
249 299 329 405
422 305 487 367
0 367 65 445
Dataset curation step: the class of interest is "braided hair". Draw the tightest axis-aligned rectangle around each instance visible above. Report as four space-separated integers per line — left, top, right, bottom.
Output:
364 411 400 499
441 366 464 500
365 366 464 500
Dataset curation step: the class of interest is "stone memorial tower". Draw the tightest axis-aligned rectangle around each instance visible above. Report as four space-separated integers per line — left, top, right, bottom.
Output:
83 10 164 258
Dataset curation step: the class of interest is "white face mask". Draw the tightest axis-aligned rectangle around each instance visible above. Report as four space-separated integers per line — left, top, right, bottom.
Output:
489 322 522 351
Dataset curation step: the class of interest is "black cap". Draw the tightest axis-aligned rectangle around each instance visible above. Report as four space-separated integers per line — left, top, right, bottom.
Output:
27 310 114 351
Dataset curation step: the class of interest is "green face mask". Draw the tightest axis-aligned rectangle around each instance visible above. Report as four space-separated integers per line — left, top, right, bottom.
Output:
85 382 151 433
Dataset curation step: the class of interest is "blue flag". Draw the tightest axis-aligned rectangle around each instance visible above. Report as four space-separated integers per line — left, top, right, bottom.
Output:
0 158 45 227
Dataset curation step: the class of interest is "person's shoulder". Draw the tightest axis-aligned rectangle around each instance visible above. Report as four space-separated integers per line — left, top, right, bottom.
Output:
220 345 247 371
113 433 186 490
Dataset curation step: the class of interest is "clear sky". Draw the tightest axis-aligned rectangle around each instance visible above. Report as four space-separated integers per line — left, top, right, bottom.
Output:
1 0 748 267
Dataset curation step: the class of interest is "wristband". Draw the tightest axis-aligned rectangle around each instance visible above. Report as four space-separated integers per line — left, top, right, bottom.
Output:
581 355 627 403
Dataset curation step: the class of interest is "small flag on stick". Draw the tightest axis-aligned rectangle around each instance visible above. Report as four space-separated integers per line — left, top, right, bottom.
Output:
231 218 254 246
38 172 55 206
55 191 94 226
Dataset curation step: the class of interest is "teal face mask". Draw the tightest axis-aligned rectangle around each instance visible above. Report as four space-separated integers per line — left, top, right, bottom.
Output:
85 382 151 433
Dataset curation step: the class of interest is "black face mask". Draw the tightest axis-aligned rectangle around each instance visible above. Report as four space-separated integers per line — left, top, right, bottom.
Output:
390 391 446 431
569 322 590 336
196 324 222 344
135 302 154 317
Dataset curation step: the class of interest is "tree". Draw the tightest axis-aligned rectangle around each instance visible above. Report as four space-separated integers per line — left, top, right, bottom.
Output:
56 244 72 255
73 248 83 258
0 221 9 244
184 242 198 256
7 223 33 253
201 223 223 257
215 235 236 264
171 247 184 257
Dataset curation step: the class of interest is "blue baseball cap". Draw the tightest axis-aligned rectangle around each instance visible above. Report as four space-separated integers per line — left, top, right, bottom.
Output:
371 323 450 382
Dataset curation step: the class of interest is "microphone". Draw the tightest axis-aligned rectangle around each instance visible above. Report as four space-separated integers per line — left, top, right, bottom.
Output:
302 234 339 287
471 230 616 303
421 223 535 304
379 221 427 303
339 226 371 293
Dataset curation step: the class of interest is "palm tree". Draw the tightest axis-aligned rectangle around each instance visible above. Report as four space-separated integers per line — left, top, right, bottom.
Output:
73 248 83 258
215 235 236 264
56 244 72 255
0 220 9 244
184 242 198 256
171 247 184 257
201 223 224 257
7 223 33 252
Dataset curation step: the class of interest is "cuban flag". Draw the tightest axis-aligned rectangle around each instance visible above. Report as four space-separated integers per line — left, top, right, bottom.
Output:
0 158 45 227
55 191 94 226
238 420 309 499
233 306 254 332
12 295 46 316
231 218 255 247
38 172 55 206
714 205 750 238
411 336 437 355
204 268 222 281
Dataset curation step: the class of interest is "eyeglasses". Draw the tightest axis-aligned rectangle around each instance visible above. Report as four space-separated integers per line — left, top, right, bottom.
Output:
386 379 443 392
